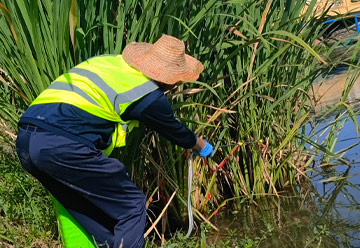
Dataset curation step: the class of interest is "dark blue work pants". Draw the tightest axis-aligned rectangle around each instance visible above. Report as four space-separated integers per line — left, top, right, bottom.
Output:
16 124 146 248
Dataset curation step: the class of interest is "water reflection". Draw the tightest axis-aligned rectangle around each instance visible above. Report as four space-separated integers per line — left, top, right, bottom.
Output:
307 114 360 247
208 70 360 247
210 117 360 246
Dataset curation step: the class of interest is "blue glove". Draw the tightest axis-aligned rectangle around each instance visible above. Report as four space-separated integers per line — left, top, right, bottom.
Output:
198 140 214 158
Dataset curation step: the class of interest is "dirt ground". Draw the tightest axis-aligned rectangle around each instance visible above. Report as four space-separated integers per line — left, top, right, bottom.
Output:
310 69 360 112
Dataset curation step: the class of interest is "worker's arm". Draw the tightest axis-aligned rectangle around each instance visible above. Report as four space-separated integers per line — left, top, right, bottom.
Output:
121 89 212 155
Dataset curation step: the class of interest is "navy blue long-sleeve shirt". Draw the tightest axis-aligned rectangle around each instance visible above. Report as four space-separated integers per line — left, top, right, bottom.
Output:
19 89 197 150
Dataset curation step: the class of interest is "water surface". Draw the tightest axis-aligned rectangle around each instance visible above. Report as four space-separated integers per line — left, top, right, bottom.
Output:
209 69 360 247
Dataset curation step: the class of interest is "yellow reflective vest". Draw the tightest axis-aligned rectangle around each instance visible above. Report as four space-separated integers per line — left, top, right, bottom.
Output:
31 55 158 156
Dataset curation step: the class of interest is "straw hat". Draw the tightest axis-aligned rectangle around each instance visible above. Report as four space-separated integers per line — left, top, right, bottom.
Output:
123 34 204 85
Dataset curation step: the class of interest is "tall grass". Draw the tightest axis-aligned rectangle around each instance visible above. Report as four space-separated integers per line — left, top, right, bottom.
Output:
1 0 359 243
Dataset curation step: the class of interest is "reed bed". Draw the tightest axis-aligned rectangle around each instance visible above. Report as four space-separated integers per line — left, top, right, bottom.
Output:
1 0 359 242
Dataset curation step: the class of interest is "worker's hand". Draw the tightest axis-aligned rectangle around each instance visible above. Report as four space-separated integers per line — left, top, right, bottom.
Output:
198 140 214 158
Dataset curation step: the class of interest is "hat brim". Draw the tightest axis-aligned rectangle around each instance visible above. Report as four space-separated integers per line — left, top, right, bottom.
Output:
123 42 204 85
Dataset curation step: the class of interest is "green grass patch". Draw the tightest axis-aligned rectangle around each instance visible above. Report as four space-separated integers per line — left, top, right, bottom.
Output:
0 148 60 247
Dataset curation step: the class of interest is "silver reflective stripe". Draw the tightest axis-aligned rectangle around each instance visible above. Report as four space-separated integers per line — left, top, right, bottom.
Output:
70 67 158 114
113 80 158 113
121 123 128 132
48 81 101 107
69 68 118 106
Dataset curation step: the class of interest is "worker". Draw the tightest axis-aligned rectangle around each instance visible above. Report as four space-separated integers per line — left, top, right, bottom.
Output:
15 34 214 248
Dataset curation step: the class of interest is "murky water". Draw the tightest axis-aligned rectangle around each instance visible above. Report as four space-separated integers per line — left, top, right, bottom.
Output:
209 69 360 247
306 112 360 247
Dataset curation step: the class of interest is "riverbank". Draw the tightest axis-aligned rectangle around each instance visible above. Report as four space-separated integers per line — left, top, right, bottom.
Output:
311 67 360 112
